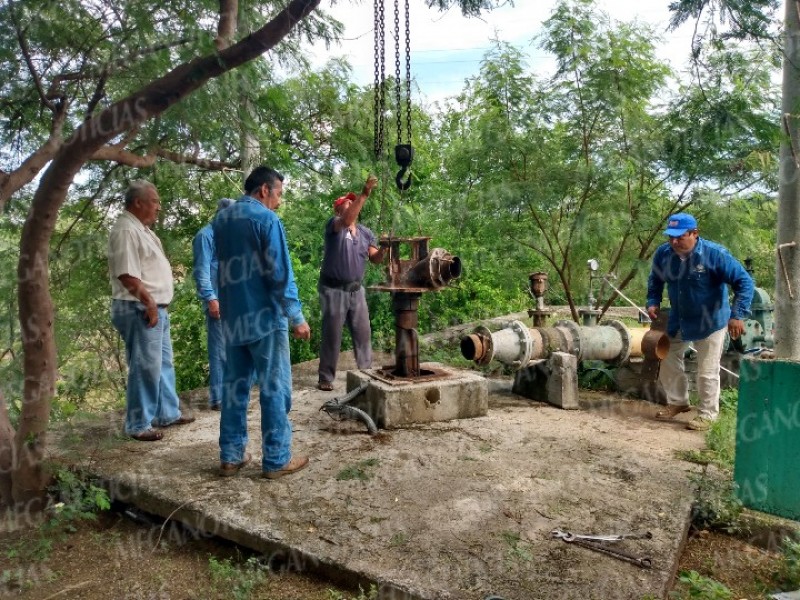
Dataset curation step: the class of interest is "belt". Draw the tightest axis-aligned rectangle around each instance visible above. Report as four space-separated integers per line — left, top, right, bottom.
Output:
157 304 169 309
319 274 361 292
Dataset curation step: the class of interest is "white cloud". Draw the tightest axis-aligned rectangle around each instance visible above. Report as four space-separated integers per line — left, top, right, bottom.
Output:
309 1 700 105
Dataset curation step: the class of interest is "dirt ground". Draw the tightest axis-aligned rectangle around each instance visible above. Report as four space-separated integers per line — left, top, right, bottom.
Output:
1 343 796 599
0 508 353 599
0 510 788 600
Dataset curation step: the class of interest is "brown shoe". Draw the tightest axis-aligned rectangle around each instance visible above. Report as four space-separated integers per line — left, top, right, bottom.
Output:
131 429 163 442
687 417 713 431
317 381 334 391
164 415 196 427
262 456 309 480
219 452 252 477
655 404 691 420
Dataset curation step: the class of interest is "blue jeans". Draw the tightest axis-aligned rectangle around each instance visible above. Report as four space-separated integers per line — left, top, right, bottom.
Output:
111 300 182 434
206 310 225 407
219 330 292 471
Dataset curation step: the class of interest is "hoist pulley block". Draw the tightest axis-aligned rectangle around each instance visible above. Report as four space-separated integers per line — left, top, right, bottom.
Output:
395 144 414 191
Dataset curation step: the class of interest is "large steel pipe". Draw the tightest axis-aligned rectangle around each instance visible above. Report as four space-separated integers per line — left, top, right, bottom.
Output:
461 319 669 369
405 247 462 289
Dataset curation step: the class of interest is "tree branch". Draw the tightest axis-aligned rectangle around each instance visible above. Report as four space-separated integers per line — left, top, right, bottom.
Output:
89 145 239 170
216 0 239 50
0 104 69 210
10 3 56 112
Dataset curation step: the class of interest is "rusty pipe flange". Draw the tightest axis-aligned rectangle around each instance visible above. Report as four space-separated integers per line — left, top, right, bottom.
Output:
554 319 581 359
461 325 494 365
642 329 670 361
599 319 632 365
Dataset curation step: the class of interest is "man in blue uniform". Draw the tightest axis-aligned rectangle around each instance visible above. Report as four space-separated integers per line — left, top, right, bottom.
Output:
192 198 234 411
646 213 753 431
213 166 311 478
317 175 384 391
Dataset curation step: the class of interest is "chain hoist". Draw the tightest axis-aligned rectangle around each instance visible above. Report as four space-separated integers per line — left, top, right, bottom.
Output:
393 0 413 191
374 0 413 192
373 0 385 160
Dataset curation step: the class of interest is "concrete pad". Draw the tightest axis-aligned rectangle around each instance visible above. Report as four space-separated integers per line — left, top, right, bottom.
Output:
345 364 488 428
54 354 706 600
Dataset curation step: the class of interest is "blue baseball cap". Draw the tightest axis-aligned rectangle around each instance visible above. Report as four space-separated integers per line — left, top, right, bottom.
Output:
663 213 697 236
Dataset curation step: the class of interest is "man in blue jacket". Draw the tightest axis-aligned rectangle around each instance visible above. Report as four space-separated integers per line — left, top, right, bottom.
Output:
213 166 311 479
192 197 234 411
646 213 754 431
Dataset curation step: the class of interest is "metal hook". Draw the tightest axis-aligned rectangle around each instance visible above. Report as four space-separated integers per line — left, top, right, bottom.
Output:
395 165 412 191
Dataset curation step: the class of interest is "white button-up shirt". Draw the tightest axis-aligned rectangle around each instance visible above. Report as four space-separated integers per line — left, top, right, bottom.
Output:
108 211 174 305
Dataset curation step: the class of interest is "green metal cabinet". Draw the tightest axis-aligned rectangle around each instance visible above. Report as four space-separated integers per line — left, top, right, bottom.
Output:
734 358 800 520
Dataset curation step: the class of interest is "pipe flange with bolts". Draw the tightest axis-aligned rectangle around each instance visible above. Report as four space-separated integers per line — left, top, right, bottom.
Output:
506 319 534 367
600 319 632 365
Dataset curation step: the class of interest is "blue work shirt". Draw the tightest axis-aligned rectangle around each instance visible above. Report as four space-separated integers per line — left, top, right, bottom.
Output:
212 195 306 346
646 237 754 341
192 223 218 305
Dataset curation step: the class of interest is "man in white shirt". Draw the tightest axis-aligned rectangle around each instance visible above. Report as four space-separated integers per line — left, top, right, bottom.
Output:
108 180 194 441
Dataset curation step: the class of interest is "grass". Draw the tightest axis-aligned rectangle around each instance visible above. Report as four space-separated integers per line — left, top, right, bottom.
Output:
208 556 268 600
335 458 380 481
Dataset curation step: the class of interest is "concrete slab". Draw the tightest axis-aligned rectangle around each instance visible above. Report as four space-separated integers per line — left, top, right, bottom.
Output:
53 353 706 600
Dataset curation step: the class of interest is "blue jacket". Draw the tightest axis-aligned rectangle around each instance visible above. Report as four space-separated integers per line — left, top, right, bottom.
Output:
212 196 306 346
646 237 754 341
192 223 218 306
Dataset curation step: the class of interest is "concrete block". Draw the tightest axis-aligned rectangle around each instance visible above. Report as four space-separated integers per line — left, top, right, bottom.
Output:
345 363 488 428
512 352 579 409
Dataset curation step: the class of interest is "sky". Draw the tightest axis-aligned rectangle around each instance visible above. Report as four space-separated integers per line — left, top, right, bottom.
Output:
308 0 701 106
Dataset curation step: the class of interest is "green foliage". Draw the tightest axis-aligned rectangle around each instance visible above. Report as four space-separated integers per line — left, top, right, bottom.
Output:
208 556 267 600
169 277 208 393
578 360 616 391
671 570 733 600
326 585 378 600
705 389 738 470
776 536 800 590
688 472 744 533
47 467 111 528
500 531 533 562
336 458 380 481
5 467 112 561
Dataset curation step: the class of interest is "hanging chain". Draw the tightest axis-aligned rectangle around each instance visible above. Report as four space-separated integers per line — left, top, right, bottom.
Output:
394 0 402 145
404 0 411 144
373 0 385 158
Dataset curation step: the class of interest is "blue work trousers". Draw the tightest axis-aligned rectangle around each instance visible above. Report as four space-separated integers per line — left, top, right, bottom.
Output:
206 310 225 407
111 300 182 434
219 330 293 471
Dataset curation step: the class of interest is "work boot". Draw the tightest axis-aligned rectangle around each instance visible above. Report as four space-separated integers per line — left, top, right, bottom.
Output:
687 417 713 431
655 404 691 420
262 455 309 480
219 452 252 477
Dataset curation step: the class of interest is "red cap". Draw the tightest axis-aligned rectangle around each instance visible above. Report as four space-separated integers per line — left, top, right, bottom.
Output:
333 192 356 210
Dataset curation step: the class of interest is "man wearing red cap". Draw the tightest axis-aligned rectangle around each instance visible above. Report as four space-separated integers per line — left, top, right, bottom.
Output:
317 175 384 391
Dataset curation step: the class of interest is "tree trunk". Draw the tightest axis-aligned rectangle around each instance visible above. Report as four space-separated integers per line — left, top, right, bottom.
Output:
12 0 320 510
0 389 15 506
775 1 800 360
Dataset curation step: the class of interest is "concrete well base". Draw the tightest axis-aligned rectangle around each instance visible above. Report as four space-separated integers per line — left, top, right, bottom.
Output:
345 363 488 429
